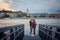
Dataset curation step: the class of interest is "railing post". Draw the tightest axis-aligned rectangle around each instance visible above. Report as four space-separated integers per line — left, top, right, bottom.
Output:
0 32 6 40
39 25 41 38
23 26 24 39
18 26 21 40
15 27 18 36
18 26 24 40
22 25 24 40
57 28 60 40
39 26 40 36
42 25 44 40
49 27 52 40
45 26 48 40
22 26 24 40
42 25 45 40
15 27 18 40
44 26 47 40
10 28 14 40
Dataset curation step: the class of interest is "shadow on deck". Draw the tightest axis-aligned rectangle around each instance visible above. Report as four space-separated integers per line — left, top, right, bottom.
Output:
23 35 41 40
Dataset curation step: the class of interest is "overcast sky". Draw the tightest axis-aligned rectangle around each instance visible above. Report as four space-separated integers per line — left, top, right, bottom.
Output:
0 0 60 13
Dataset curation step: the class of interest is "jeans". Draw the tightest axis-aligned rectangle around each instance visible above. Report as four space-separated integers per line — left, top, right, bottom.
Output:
30 27 32 35
30 26 36 35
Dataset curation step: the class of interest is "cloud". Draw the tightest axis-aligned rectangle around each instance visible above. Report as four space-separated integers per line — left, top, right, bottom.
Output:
0 0 15 11
11 0 60 13
4 0 12 4
0 0 60 13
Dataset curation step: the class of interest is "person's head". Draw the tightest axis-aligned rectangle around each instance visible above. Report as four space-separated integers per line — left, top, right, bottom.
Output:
30 19 34 22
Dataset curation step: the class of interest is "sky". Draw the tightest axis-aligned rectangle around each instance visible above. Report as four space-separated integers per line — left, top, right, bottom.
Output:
0 0 60 13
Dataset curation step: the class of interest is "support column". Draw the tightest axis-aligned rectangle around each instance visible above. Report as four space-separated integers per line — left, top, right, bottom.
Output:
15 27 18 40
0 32 6 40
10 28 14 40
57 28 60 40
48 27 52 40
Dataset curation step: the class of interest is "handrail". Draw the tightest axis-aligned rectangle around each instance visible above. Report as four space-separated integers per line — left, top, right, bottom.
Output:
39 24 60 40
39 24 60 28
14 29 24 40
0 24 24 40
39 24 60 34
0 23 20 28
0 24 24 33
39 29 56 40
42 26 60 34
0 27 23 40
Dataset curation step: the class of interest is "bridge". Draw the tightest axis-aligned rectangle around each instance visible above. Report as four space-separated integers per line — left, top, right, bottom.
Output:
0 23 60 40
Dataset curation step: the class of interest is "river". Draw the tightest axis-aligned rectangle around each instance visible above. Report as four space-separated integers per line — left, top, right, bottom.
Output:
0 18 60 35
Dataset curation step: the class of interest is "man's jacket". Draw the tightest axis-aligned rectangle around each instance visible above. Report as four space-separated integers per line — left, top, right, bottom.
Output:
29 21 36 28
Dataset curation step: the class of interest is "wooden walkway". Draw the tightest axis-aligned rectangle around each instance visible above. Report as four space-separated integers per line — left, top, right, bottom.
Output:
23 35 41 40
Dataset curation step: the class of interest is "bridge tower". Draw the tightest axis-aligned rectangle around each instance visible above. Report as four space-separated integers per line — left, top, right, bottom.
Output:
27 8 29 16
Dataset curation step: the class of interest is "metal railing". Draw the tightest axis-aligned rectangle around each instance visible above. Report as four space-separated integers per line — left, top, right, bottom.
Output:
0 23 24 40
39 24 60 40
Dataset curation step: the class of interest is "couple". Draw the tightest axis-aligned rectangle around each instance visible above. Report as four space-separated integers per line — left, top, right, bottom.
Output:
29 19 36 36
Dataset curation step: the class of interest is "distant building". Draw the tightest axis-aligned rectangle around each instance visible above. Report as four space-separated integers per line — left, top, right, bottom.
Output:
0 10 60 19
27 13 48 18
26 13 60 18
49 13 60 18
0 10 26 19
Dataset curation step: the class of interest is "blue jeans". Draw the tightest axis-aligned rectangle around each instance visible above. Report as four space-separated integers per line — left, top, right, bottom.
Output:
30 27 32 35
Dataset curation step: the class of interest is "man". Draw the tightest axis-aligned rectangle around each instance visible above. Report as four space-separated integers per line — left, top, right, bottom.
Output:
29 19 36 36
33 19 36 35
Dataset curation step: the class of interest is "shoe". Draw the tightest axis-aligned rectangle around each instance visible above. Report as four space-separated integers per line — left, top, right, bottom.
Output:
32 34 35 36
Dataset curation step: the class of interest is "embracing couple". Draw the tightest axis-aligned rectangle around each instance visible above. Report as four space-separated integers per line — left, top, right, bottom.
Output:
29 19 37 36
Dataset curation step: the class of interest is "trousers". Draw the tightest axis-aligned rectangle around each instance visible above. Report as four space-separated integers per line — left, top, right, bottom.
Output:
30 26 36 35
